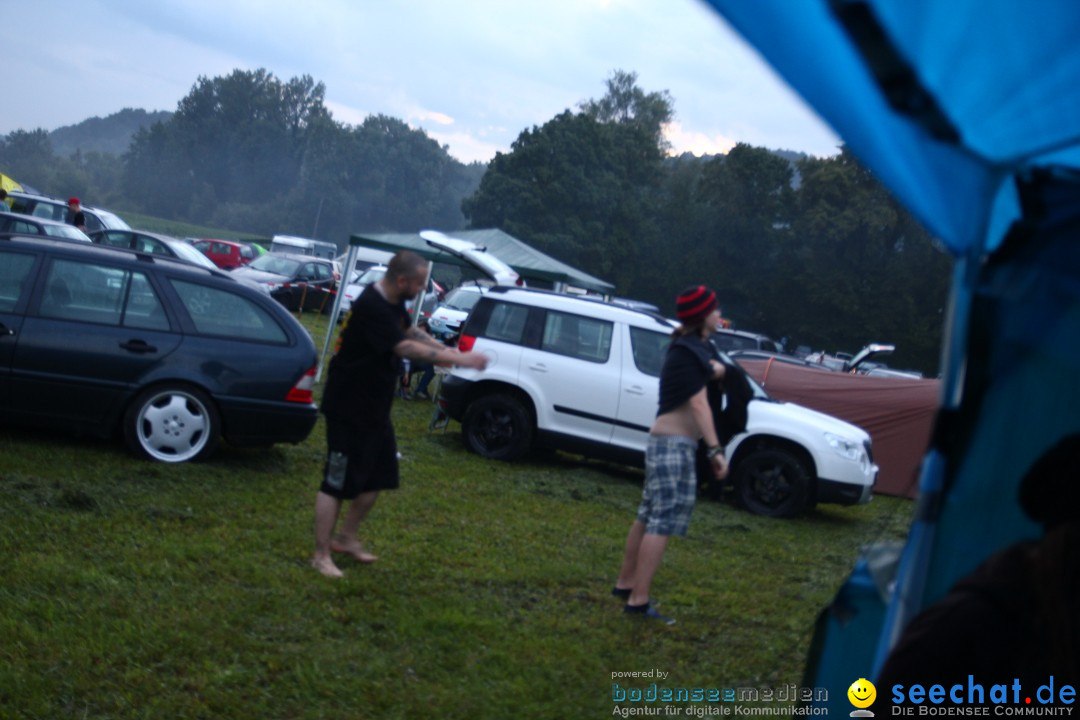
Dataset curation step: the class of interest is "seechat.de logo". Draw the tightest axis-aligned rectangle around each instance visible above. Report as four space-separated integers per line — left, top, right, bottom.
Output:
849 678 877 717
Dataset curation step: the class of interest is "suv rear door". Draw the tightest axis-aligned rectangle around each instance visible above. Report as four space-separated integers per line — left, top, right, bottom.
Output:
519 306 620 446
611 324 669 451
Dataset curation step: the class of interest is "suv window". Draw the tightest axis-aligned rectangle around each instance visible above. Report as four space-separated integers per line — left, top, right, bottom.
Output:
629 326 671 377
484 302 530 344
170 279 287 343
31 203 65 222
541 310 612 363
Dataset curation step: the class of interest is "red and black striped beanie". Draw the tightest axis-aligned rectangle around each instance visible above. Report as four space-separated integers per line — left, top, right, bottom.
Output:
675 285 718 325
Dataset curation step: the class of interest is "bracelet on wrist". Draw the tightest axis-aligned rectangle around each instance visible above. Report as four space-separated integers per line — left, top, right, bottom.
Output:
706 445 723 459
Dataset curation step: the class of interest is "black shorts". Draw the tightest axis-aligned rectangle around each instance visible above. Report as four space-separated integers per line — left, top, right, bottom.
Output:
320 418 400 500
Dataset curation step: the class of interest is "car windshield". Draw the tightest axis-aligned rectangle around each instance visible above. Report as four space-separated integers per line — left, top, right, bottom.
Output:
250 254 301 276
42 224 92 243
713 333 760 352
94 209 131 230
167 240 217 269
715 348 771 400
443 287 483 311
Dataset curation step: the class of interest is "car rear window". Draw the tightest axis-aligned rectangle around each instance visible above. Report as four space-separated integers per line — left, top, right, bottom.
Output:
483 301 530 344
170 279 288 344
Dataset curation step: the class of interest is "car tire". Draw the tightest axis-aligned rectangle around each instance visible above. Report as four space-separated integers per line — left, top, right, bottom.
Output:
124 385 220 463
733 447 811 518
462 394 533 461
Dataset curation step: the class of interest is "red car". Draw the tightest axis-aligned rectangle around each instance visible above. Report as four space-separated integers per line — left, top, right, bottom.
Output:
192 238 256 270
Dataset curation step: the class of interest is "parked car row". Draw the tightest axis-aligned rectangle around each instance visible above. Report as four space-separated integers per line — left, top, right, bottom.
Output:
0 211 93 244
231 253 338 313
5 190 130 233
191 238 259 270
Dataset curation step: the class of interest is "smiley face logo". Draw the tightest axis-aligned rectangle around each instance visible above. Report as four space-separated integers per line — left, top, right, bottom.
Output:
848 678 876 708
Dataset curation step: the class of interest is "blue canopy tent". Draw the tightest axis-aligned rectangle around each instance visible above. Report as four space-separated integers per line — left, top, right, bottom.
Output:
702 0 1080 711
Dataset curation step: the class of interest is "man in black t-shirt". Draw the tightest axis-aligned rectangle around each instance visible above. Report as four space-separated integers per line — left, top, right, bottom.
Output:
67 197 86 231
311 250 488 578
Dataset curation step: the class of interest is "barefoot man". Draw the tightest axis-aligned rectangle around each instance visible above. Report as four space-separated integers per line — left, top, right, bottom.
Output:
312 250 488 577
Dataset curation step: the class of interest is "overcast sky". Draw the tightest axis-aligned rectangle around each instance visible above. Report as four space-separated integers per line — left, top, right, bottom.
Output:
6 0 841 164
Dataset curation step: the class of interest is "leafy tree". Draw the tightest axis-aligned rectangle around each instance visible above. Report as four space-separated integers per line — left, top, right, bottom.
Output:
464 71 672 291
580 70 674 150
783 148 950 371
120 69 480 244
0 130 59 189
122 69 329 223
695 143 796 330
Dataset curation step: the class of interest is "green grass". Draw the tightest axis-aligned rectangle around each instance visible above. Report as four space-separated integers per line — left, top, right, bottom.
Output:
0 312 914 719
118 210 266 244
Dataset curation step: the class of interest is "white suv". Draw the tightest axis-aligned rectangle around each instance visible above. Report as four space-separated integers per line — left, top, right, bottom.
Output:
437 287 878 517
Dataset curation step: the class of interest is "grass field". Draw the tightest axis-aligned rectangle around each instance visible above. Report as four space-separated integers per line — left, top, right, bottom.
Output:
118 211 268 245
0 312 914 719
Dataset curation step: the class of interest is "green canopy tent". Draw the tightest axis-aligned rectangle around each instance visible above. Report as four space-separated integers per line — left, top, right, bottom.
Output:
350 228 614 293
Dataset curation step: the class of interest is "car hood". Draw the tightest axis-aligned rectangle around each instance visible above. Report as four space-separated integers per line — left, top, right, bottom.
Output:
751 398 871 442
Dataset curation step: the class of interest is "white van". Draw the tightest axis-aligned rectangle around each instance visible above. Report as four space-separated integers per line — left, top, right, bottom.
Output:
269 235 338 260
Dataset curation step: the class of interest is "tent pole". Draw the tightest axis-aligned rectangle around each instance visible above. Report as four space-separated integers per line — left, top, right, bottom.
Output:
316 239 361 383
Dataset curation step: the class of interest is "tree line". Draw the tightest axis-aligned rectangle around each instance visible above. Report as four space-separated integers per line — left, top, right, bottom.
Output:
0 68 951 374
465 71 951 374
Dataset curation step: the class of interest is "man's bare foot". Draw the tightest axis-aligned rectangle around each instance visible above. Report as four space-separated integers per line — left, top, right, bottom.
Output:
330 536 378 563
311 555 344 578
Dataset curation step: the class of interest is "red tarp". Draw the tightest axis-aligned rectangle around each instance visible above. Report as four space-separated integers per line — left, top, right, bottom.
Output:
737 359 941 499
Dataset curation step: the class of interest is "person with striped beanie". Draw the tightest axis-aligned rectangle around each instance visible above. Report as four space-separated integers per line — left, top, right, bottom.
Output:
612 285 729 624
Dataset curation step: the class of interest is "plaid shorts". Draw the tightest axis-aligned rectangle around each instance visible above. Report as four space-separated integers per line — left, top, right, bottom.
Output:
636 435 698 536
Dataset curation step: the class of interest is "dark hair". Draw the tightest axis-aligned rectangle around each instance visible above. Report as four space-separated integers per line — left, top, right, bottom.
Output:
387 250 427 281
672 319 709 340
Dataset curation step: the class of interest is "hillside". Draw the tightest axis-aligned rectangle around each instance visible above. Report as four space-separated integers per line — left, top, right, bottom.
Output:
48 108 172 156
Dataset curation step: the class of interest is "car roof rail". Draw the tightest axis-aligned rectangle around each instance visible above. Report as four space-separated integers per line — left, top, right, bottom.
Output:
482 285 672 325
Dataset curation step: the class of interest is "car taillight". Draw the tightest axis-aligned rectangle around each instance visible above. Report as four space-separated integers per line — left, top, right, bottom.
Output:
286 365 317 403
458 334 476 352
